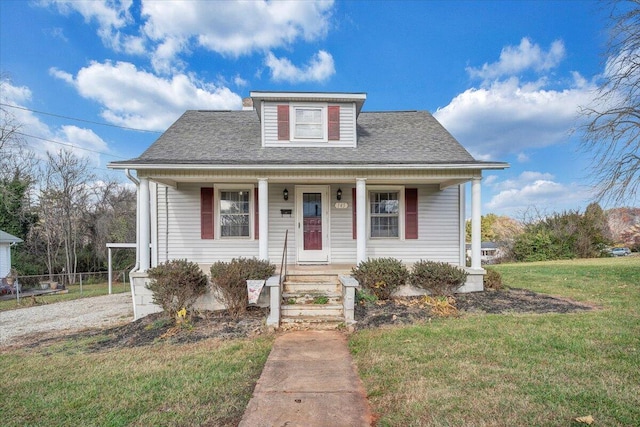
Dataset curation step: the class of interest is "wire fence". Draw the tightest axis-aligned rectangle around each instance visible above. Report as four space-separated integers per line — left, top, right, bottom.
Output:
0 270 130 301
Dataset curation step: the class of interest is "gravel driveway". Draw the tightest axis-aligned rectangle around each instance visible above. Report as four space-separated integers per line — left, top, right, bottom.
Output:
0 293 133 346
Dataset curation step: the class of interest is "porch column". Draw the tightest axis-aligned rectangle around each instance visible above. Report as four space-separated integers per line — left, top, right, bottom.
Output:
258 179 269 261
356 178 367 264
471 177 482 269
139 177 151 272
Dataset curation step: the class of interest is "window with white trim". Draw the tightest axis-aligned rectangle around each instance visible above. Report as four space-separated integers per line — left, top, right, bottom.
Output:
370 191 400 238
292 106 324 140
219 190 250 238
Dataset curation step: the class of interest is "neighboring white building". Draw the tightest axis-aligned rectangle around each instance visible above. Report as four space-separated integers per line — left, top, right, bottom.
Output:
466 242 501 264
109 91 509 321
0 230 22 278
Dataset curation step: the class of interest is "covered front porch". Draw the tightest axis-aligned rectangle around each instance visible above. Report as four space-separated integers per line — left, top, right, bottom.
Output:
123 167 487 321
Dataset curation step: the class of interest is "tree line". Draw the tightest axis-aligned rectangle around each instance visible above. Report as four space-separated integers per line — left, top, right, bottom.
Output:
1 95 135 282
465 203 632 263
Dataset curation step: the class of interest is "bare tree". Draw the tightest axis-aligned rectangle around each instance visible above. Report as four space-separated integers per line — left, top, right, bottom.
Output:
38 150 95 284
85 181 136 270
581 0 640 204
0 75 24 153
37 188 64 281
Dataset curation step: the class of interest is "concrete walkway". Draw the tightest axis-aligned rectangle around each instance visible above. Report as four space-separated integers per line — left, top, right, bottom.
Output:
239 330 373 427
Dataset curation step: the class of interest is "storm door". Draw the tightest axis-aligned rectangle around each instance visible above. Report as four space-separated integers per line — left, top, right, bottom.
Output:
296 186 330 263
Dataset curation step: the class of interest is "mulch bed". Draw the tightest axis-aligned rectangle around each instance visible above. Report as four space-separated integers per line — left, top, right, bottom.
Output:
354 288 595 329
18 288 595 351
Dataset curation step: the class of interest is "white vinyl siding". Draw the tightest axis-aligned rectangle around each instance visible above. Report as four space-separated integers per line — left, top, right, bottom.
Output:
262 101 356 147
329 184 460 264
154 181 461 268
0 244 11 278
155 183 258 265
267 184 297 264
365 185 461 263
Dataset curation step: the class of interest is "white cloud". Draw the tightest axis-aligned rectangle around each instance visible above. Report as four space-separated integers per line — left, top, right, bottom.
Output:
485 171 590 216
435 38 599 161
483 175 498 186
434 75 596 159
467 38 565 81
138 0 335 73
40 0 134 51
1 79 108 164
46 27 68 42
234 75 248 87
265 50 335 83
44 0 335 74
40 126 111 166
1 80 32 104
51 61 242 131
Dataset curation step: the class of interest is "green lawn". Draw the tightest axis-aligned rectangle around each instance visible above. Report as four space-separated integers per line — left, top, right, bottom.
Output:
350 257 640 426
0 335 273 426
1 258 638 426
0 281 129 311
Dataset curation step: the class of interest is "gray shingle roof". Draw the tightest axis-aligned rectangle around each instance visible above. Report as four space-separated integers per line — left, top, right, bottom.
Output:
113 110 480 166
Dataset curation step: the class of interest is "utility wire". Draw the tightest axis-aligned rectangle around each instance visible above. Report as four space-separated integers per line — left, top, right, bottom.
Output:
1 103 162 134
15 131 127 159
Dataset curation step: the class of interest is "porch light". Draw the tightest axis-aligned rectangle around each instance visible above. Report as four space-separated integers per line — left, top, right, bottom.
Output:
336 188 342 201
283 188 289 200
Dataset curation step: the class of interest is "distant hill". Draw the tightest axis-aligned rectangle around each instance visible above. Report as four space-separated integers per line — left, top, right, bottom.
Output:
606 207 640 248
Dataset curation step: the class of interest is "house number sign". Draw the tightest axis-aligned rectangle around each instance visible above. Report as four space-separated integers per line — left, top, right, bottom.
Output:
334 202 348 209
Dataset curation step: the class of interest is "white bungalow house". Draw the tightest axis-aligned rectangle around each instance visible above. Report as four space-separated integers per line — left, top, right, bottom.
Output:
109 91 508 325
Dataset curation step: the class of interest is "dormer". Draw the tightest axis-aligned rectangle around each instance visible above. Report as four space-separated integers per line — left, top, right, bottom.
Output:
250 91 367 148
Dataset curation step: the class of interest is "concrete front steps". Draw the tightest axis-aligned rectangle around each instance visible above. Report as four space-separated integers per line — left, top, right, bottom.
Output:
281 274 345 330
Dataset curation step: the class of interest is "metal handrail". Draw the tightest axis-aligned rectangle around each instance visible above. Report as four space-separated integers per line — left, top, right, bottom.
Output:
279 229 288 286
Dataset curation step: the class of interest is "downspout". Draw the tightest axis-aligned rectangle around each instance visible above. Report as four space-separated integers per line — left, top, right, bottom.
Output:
165 186 169 262
125 169 140 320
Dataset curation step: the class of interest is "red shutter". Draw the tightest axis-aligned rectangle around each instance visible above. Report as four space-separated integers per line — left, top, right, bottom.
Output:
254 188 259 239
328 105 340 141
405 188 418 239
277 105 290 140
352 187 357 239
201 187 214 239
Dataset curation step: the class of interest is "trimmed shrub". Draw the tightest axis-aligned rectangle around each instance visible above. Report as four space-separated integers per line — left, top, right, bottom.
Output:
483 268 503 290
351 258 409 300
146 259 209 319
210 258 276 318
411 260 468 297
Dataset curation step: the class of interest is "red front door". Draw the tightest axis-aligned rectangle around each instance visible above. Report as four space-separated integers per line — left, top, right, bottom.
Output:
303 193 322 250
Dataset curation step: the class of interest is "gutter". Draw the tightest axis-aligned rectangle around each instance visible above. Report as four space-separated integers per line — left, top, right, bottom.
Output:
109 162 510 171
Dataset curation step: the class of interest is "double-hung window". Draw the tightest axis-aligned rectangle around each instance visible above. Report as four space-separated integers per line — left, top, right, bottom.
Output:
219 190 250 238
370 191 400 238
274 103 341 144
293 106 324 140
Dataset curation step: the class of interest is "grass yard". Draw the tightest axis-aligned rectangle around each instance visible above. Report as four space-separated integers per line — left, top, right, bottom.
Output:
0 335 273 426
350 257 640 426
0 281 129 311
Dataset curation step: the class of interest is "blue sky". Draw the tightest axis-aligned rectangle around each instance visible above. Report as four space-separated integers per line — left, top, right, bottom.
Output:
0 0 629 217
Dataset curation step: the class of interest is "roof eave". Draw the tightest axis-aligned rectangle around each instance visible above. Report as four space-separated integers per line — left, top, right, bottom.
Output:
108 161 510 171
250 91 367 117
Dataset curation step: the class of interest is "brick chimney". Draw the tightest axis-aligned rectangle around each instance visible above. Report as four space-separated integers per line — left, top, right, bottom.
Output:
242 97 254 111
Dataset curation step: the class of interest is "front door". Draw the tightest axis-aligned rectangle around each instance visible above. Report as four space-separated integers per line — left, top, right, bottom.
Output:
296 186 330 263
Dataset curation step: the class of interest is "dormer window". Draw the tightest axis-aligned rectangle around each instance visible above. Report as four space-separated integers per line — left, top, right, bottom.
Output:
253 92 365 148
294 107 323 139
277 104 341 143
